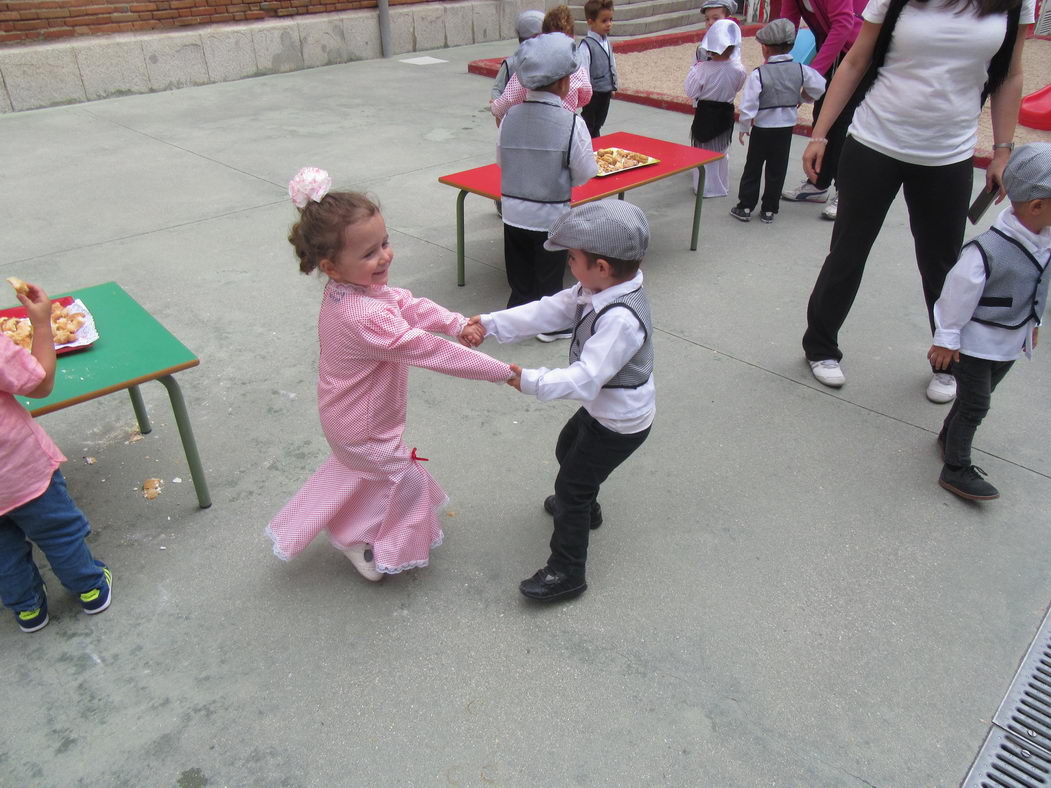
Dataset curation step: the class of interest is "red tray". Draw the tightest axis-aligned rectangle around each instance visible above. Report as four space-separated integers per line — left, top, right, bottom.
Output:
0 296 97 355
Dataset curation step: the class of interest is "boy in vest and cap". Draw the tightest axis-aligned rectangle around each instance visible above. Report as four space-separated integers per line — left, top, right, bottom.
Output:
498 32 598 327
929 143 1051 501
468 200 654 602
731 18 825 223
490 10 545 110
579 0 618 138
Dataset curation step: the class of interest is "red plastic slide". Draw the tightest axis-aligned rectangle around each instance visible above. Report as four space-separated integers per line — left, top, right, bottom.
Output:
1019 84 1051 132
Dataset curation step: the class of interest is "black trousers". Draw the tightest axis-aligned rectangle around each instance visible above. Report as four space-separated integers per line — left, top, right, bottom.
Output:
736 126 793 214
802 137 973 362
582 91 612 138
809 70 865 190
548 408 650 580
941 353 1014 467
503 223 567 309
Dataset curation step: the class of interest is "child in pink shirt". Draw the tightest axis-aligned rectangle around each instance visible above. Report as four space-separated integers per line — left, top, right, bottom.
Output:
1 281 112 633
266 168 513 580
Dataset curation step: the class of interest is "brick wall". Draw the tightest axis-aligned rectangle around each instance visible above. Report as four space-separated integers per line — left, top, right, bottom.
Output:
0 0 437 45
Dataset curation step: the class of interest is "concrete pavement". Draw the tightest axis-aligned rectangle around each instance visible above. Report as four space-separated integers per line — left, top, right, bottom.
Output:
1 39 1049 786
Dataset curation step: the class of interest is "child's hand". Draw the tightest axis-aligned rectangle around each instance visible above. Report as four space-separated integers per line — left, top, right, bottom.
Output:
18 282 52 329
507 363 523 392
459 316 486 347
927 345 958 371
738 131 749 145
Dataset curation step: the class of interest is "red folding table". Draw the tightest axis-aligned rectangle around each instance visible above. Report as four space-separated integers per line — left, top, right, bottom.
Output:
438 131 723 285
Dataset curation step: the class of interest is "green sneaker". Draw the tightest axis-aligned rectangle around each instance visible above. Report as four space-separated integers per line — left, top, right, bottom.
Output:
80 566 112 614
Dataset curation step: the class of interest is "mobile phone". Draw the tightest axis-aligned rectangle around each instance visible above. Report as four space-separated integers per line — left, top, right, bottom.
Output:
968 186 997 225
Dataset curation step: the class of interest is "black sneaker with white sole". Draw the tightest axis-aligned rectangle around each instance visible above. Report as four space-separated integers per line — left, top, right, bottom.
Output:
729 206 752 222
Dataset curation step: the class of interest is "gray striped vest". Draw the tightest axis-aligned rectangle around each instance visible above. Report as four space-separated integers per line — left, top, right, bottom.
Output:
569 286 653 389
756 60 804 110
500 101 576 204
583 35 618 92
969 227 1050 330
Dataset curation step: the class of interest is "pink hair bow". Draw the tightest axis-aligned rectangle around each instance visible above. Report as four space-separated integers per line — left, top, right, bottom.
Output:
288 167 332 208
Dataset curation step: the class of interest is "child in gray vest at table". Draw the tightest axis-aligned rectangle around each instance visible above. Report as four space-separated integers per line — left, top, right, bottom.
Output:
731 19 825 224
465 200 655 603
498 32 598 325
929 143 1051 502
0 280 113 633
579 0 618 138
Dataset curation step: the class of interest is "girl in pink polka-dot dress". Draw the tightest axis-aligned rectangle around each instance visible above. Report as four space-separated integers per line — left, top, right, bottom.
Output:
267 169 513 580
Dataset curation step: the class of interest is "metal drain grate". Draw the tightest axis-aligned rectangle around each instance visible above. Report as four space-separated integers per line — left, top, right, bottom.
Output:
964 728 1051 787
992 618 1051 757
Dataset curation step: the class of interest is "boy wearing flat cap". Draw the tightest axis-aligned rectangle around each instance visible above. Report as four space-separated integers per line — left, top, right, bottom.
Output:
498 33 598 326
731 18 825 223
929 143 1051 502
491 10 545 103
469 199 655 602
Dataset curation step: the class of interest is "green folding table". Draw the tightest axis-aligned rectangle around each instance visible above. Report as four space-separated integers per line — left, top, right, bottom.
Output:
15 282 211 509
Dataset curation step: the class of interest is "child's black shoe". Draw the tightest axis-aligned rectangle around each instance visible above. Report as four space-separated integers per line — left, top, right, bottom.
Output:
80 566 112 614
519 566 587 602
759 211 775 223
543 495 603 529
729 206 751 222
16 588 48 633
939 464 999 501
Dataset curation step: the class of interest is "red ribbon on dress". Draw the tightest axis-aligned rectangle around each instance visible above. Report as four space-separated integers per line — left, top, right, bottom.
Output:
410 448 429 462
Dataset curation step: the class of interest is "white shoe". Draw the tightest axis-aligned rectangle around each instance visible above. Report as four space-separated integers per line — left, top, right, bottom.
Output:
536 330 572 342
343 544 383 581
782 179 828 203
809 359 845 387
926 372 956 404
821 194 838 221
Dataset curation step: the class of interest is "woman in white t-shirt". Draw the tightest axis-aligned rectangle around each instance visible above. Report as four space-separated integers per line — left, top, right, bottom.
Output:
799 0 1033 401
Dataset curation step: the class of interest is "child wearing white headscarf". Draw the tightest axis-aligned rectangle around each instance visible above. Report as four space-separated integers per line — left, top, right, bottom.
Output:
685 19 747 197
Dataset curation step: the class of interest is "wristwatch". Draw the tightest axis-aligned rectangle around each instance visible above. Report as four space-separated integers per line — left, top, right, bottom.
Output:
993 142 1015 151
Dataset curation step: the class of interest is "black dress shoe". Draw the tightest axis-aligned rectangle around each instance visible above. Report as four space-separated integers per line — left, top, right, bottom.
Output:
939 464 999 501
543 495 603 529
519 566 587 602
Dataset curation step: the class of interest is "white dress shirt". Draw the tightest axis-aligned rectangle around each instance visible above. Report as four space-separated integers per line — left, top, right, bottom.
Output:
496 92 598 232
480 271 655 433
735 54 826 133
934 207 1051 361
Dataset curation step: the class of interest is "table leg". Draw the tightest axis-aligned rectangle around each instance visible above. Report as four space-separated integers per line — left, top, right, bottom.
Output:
691 166 706 251
456 189 467 287
618 192 625 200
157 375 212 509
128 385 152 435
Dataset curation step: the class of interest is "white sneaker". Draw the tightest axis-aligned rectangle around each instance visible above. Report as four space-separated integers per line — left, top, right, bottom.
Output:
926 372 956 403
821 194 838 221
343 544 383 581
536 330 572 342
782 179 829 203
809 359 845 387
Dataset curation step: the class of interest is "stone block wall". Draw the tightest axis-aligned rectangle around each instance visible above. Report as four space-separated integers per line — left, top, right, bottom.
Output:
0 0 548 111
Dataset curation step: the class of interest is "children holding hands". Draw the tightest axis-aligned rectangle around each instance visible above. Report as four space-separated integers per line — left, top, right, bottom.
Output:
929 143 1051 501
1 280 112 633
267 168 513 580
466 200 655 603
732 19 825 223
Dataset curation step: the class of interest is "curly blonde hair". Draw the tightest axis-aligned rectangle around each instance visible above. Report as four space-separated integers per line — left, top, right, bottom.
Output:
543 5 575 35
288 192 380 275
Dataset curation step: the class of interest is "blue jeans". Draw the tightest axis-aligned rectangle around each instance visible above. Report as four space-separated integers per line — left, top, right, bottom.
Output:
0 470 105 613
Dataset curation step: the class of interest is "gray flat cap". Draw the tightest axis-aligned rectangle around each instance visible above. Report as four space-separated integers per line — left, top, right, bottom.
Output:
516 32 580 90
1003 142 1051 202
515 9 545 39
545 199 651 260
756 18 795 46
701 0 738 13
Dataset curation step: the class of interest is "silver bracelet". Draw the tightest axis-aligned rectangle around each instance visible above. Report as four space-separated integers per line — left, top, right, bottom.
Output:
992 142 1015 151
